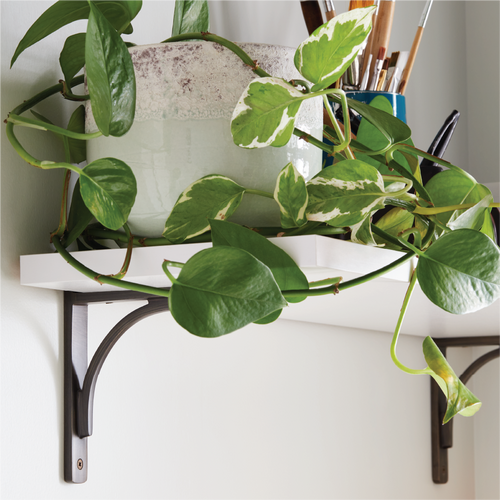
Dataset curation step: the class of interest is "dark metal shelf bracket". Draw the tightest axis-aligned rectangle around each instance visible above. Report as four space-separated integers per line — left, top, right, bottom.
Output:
430 336 500 484
64 290 169 483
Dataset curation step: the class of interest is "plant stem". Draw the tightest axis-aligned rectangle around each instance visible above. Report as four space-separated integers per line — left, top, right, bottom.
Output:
293 128 332 153
390 270 432 376
322 94 355 159
283 250 416 299
414 202 499 215
245 188 274 199
161 32 272 78
52 236 171 297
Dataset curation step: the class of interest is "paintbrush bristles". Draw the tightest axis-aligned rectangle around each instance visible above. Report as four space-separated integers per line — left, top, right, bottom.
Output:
349 0 374 10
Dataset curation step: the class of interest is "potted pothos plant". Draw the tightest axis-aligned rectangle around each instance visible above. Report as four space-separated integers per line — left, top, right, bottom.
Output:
6 0 500 425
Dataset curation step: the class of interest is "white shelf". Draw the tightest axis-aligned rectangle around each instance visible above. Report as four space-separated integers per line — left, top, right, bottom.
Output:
20 235 499 338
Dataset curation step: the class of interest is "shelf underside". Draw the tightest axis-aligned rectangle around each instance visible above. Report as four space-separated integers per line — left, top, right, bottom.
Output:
21 235 499 338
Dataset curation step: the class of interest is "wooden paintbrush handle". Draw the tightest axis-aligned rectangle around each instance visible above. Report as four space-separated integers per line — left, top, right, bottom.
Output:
398 25 423 95
300 0 324 35
368 0 395 75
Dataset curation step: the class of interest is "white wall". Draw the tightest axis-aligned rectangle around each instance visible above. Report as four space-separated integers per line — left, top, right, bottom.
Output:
1 1 498 499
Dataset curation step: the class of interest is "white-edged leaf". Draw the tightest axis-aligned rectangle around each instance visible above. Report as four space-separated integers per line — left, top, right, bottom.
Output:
294 6 375 91
231 77 307 149
163 175 245 243
306 159 386 227
350 212 380 246
274 162 308 228
448 194 494 231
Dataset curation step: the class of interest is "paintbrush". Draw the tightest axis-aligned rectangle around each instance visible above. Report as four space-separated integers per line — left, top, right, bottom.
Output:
367 0 395 78
383 51 399 90
387 50 408 92
344 0 375 89
360 0 379 82
368 46 386 90
324 0 336 21
398 0 434 94
376 58 389 90
300 0 325 35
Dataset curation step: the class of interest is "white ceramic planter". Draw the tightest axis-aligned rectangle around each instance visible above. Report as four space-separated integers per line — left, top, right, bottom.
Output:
86 42 323 237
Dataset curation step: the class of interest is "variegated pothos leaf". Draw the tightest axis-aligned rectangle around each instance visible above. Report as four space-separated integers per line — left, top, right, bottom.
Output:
294 6 375 92
163 175 245 243
274 162 308 228
350 212 380 246
231 77 307 149
306 160 386 227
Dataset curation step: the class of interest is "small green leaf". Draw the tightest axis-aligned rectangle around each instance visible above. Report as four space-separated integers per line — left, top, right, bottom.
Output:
11 1 139 67
67 105 86 164
417 229 500 314
172 0 209 36
306 159 386 227
79 157 137 231
163 175 245 244
374 208 415 250
168 247 288 337
423 337 481 424
231 77 306 149
60 33 86 84
274 162 308 228
86 1 136 137
65 179 94 247
210 219 309 303
294 6 375 91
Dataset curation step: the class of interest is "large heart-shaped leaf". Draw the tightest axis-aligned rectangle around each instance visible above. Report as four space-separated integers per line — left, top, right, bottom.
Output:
86 1 136 137
11 1 141 67
423 337 482 423
210 219 309 303
60 33 86 84
417 229 500 314
163 175 245 243
172 0 209 36
79 157 137 231
231 77 307 148
274 162 308 228
306 159 386 227
167 247 287 337
294 6 375 91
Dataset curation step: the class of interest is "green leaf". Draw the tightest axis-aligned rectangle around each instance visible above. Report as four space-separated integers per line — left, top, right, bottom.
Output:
67 105 86 164
294 6 375 91
231 77 307 149
172 0 209 36
306 159 386 227
374 208 415 250
65 179 94 247
163 175 245 244
417 229 500 314
86 1 136 137
210 219 309 303
11 1 140 67
168 247 288 337
423 337 481 424
274 162 308 228
79 157 137 231
60 33 86 84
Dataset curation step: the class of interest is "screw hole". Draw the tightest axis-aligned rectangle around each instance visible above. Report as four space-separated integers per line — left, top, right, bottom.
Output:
77 459 84 470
